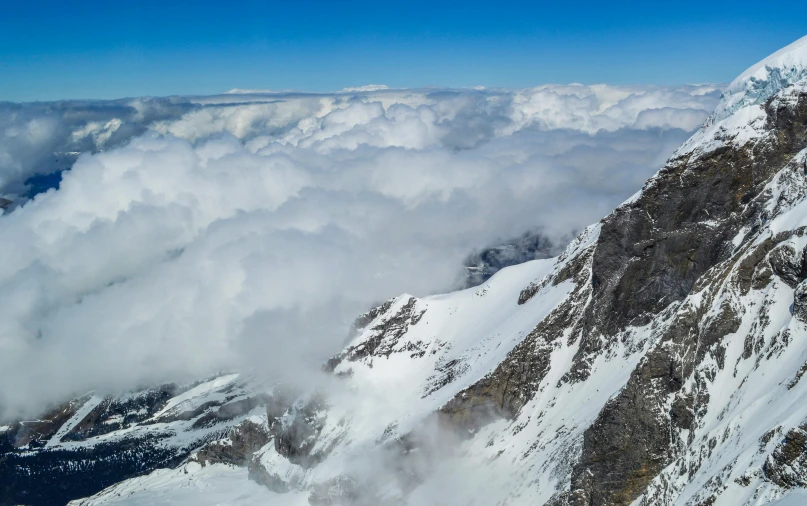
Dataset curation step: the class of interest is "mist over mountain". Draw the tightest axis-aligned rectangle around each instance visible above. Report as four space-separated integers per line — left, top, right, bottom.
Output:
0 84 719 420
8 32 807 506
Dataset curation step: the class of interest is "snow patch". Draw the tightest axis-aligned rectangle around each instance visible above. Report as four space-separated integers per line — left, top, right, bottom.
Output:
45 395 104 448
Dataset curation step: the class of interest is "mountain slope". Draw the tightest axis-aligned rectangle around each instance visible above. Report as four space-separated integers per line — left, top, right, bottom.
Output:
254 34 807 505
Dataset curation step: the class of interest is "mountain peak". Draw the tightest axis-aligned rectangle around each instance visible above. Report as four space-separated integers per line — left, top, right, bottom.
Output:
713 35 807 122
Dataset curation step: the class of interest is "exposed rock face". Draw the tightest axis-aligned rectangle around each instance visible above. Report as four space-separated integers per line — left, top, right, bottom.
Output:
763 425 807 488
767 244 807 287
270 395 330 468
563 87 807 506
4 397 91 449
432 37 807 506
191 420 271 467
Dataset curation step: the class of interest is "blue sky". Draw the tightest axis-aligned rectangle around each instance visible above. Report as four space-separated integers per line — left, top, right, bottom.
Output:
2 0 806 101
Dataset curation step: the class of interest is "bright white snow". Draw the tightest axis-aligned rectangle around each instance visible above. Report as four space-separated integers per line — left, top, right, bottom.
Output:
68 463 309 506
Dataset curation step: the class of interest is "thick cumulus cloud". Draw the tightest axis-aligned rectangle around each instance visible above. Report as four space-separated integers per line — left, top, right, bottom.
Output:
0 98 196 194
0 85 720 419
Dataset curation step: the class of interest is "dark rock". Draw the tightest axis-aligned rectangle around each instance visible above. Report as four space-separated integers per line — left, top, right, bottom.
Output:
670 394 695 431
5 398 87 449
445 87 807 506
763 426 807 488
348 299 395 338
335 297 421 364
190 396 266 429
794 280 807 322
788 361 807 389
559 89 807 506
270 395 329 468
518 247 592 305
193 420 270 467
768 244 806 287
63 386 176 440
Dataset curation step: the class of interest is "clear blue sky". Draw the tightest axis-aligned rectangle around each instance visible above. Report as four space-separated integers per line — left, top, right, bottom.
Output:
2 0 806 102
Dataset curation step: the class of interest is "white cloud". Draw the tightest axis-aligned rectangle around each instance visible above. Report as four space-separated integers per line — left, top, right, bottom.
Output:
341 84 390 92
0 85 720 419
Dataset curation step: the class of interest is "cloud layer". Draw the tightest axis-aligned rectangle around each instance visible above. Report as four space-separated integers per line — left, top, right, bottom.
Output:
0 84 720 419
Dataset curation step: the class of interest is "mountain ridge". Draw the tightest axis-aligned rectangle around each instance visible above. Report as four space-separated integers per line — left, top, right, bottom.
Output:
4 35 807 506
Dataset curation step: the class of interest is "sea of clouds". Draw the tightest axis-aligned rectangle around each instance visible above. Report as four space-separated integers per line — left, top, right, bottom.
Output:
0 84 721 419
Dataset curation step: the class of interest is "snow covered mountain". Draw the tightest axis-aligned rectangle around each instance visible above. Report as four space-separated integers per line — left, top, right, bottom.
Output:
0 374 272 504
5 35 807 506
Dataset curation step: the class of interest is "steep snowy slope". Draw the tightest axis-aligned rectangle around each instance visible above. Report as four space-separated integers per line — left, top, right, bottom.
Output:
12 35 807 506
69 463 309 506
